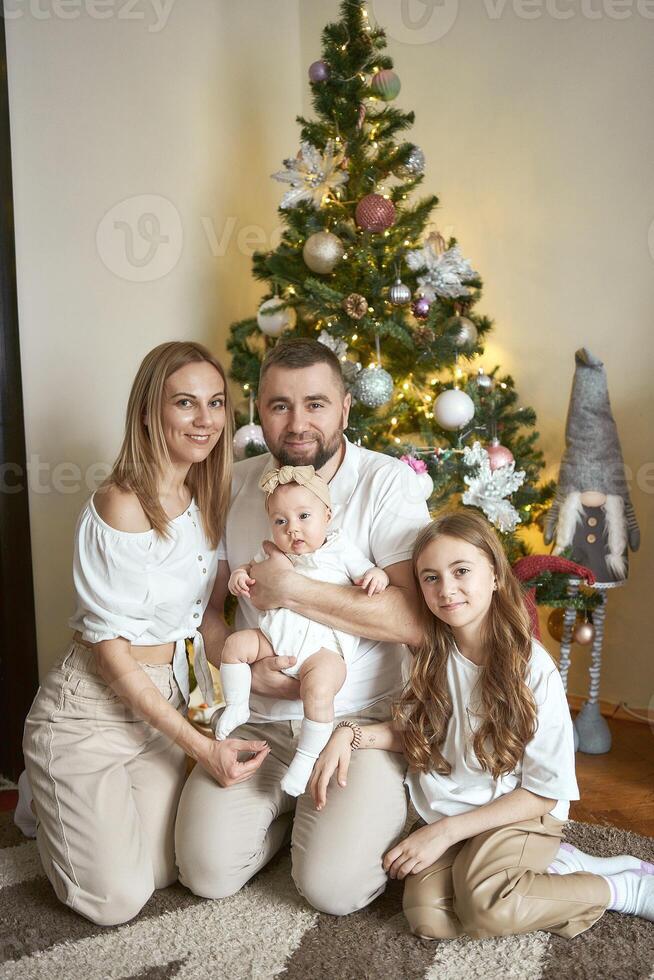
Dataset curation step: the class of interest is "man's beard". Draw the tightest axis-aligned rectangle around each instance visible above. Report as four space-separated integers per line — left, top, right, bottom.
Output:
272 429 343 472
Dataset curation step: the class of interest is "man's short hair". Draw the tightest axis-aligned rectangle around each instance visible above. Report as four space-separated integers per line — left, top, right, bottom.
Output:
259 338 346 396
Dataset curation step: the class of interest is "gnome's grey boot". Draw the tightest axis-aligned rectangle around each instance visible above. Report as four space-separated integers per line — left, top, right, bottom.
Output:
575 702 611 754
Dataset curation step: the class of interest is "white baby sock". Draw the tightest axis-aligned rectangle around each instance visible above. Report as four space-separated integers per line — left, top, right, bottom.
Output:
281 718 333 798
602 866 654 921
214 663 252 740
548 841 646 877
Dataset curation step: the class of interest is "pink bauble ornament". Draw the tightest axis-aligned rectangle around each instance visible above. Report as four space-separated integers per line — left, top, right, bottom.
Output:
412 296 431 320
355 193 396 232
573 620 595 646
486 441 514 471
371 69 401 101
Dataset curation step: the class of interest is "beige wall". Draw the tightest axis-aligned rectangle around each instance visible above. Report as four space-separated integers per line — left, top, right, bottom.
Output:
300 0 654 710
7 1 653 709
6 0 302 675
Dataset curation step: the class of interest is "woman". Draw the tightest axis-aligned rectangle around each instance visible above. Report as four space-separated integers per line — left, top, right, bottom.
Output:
23 341 269 927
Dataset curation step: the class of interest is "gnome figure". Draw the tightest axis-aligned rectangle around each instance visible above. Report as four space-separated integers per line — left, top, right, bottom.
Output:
544 348 640 753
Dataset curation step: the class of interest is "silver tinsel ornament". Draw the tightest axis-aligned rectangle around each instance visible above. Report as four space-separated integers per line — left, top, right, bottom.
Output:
396 144 425 178
354 365 394 407
389 278 412 306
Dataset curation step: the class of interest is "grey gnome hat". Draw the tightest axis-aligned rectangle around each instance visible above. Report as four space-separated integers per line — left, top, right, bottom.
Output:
556 348 632 502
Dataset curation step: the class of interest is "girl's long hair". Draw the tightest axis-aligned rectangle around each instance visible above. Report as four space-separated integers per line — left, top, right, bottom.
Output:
107 341 233 549
394 510 537 779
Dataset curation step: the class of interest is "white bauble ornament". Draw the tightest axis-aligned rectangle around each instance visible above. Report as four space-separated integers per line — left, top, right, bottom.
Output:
354 366 394 407
256 299 296 337
434 389 475 431
416 470 434 499
233 423 267 460
303 231 344 274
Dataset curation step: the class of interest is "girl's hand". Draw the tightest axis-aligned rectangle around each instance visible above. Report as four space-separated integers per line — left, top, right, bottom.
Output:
383 821 455 880
359 567 390 597
197 737 270 787
229 568 255 598
308 726 354 810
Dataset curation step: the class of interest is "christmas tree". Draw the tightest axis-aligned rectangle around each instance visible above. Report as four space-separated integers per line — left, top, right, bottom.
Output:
227 0 553 560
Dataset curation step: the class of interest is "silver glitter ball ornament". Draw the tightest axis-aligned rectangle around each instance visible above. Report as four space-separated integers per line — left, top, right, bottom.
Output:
389 278 412 306
449 315 478 350
354 365 394 408
396 144 425 178
303 231 345 274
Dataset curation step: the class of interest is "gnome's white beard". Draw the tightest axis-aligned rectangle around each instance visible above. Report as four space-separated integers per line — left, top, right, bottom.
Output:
554 491 627 580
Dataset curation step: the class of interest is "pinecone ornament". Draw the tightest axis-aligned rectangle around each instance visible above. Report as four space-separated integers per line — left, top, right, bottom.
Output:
343 293 369 319
414 325 436 347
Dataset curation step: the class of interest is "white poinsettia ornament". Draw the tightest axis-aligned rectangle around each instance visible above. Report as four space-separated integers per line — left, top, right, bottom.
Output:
461 441 525 533
406 242 479 301
271 140 349 210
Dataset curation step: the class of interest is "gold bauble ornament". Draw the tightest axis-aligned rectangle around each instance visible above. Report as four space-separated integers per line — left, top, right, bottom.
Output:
302 231 344 274
343 293 368 319
547 608 565 642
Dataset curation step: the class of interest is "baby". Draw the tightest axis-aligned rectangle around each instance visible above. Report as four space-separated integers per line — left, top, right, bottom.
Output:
215 464 389 796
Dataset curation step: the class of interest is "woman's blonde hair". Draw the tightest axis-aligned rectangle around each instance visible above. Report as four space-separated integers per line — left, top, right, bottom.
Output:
107 341 233 548
394 510 537 779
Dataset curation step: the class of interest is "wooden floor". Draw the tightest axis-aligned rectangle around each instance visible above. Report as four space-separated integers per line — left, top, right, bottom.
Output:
570 716 654 837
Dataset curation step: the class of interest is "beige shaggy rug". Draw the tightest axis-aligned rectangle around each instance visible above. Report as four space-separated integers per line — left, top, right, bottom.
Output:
1 810 653 980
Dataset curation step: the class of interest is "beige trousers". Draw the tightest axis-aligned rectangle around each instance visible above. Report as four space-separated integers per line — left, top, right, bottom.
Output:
22 642 188 927
175 708 408 915
403 813 611 940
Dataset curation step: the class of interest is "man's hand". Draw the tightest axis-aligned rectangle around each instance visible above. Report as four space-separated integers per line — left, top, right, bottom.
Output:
249 541 296 611
251 654 301 699
383 821 456 880
197 737 270 787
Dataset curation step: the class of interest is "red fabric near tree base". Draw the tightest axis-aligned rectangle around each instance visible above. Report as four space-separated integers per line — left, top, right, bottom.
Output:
512 555 596 640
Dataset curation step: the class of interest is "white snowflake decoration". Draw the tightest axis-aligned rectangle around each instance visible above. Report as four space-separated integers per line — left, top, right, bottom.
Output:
461 442 526 533
317 330 348 360
271 141 349 210
405 243 479 301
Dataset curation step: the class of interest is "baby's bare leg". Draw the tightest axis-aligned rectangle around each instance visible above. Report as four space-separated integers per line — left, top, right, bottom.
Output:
298 648 347 723
281 649 346 799
214 630 274 740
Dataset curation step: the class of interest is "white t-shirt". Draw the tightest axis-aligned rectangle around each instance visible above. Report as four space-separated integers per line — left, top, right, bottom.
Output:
406 640 579 823
225 437 431 721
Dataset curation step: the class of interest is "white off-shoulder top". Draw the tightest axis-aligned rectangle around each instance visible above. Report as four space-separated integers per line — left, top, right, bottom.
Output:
68 494 227 704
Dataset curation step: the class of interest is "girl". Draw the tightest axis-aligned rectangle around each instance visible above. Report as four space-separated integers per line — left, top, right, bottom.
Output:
310 510 653 938
22 341 269 927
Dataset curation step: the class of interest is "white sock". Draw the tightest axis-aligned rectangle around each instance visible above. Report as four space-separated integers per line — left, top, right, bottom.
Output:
548 841 646 877
602 867 654 920
13 770 37 839
214 663 252 740
281 718 333 798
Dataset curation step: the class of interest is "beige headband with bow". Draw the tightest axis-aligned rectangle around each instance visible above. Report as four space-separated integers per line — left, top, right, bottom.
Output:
258 464 331 510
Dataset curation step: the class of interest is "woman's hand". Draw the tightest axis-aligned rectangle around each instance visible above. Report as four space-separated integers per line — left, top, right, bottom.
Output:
383 820 455 880
308 726 354 811
197 737 270 787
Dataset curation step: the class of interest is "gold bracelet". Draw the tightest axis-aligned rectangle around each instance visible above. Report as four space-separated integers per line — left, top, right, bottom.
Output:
335 719 362 750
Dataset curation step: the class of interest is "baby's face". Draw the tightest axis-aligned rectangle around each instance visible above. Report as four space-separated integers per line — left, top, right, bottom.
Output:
267 483 330 556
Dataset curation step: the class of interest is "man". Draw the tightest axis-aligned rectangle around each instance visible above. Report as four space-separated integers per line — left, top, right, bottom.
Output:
176 338 430 915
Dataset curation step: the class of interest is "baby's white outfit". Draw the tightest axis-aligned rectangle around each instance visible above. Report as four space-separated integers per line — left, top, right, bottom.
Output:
254 529 375 677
